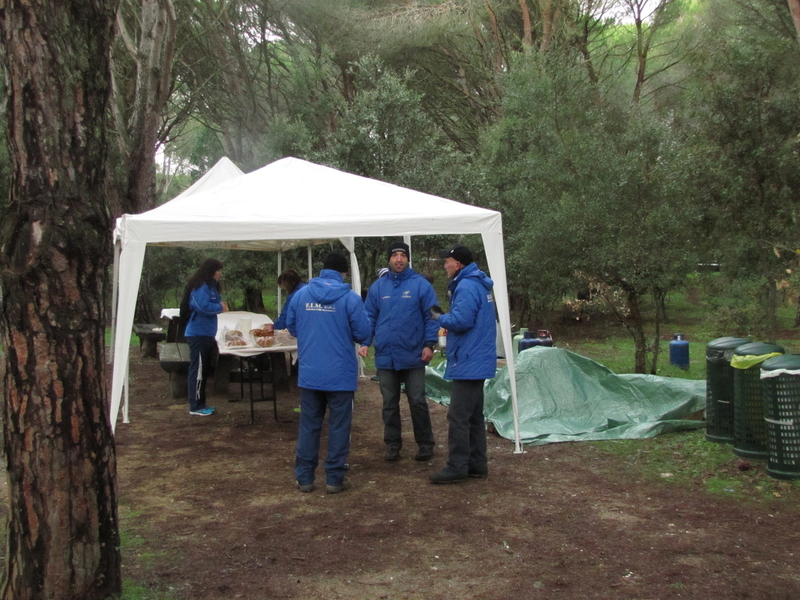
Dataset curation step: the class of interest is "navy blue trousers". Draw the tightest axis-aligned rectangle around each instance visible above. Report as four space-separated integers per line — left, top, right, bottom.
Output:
295 388 353 487
186 335 216 412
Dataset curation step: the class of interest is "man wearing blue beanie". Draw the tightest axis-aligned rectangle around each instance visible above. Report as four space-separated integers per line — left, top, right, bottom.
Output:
359 241 440 463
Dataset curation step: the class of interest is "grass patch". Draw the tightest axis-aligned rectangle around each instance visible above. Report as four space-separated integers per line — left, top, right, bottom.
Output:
589 430 800 500
120 581 176 600
118 507 178 600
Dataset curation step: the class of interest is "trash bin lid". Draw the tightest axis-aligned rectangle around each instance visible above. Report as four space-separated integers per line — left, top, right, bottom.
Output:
761 354 800 372
733 342 785 357
706 337 751 351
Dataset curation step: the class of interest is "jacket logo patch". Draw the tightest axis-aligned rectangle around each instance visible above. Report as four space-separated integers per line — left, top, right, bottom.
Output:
401 291 412 299
305 302 336 313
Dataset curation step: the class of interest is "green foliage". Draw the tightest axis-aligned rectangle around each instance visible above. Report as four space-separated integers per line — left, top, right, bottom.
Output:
481 50 700 342
696 274 775 339
679 0 800 337
315 54 448 188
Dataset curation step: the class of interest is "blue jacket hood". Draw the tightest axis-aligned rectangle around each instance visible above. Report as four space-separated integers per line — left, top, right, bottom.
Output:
307 270 353 304
450 262 494 293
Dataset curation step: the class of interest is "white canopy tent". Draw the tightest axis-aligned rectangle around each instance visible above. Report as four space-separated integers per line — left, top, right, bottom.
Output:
111 156 522 452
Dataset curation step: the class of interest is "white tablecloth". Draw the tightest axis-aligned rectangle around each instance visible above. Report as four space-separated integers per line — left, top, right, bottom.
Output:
160 308 180 320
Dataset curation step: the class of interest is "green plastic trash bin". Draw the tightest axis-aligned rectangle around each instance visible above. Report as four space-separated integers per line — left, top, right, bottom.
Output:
731 342 784 460
705 337 751 444
760 355 800 480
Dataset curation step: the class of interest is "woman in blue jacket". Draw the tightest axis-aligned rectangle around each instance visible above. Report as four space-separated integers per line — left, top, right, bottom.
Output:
273 269 306 330
182 258 228 416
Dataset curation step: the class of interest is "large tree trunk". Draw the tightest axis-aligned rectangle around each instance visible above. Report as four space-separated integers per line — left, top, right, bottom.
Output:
0 1 122 598
243 286 266 313
112 0 177 215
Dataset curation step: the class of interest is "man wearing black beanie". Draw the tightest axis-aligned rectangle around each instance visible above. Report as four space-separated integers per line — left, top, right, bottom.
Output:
359 241 439 462
428 243 495 484
286 251 372 494
322 251 350 274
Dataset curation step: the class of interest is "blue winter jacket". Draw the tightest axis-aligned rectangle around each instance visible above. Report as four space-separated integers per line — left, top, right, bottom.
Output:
363 267 439 370
273 282 306 330
286 269 372 391
438 262 497 380
185 282 224 337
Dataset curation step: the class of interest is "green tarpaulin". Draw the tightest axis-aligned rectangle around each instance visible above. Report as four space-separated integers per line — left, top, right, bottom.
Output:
425 346 706 446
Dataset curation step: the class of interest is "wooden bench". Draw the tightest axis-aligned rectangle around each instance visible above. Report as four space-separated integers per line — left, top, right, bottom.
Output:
159 342 190 399
132 324 167 358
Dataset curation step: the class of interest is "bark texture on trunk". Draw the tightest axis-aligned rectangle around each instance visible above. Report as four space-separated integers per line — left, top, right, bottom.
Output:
0 1 122 598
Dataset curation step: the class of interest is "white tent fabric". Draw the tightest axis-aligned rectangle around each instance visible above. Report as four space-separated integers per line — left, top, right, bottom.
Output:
110 156 522 452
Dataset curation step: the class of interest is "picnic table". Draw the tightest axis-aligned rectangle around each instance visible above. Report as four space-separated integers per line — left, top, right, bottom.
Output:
132 324 167 358
157 311 296 416
216 312 296 422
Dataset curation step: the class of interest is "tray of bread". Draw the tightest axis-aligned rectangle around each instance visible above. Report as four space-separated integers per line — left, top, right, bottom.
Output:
223 329 248 347
217 324 296 353
251 327 275 348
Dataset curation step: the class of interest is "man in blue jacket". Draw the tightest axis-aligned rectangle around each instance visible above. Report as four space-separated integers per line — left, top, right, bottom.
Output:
430 244 496 484
286 252 372 494
358 242 439 462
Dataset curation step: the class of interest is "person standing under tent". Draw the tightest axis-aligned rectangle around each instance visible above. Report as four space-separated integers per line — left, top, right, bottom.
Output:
429 244 496 483
273 269 306 331
182 258 228 416
358 241 439 462
274 269 307 412
286 251 372 494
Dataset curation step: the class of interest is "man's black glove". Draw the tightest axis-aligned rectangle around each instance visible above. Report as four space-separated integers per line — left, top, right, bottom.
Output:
430 305 443 320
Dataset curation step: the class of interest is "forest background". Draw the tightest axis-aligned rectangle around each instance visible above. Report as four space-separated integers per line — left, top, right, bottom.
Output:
4 0 800 371
3 0 800 597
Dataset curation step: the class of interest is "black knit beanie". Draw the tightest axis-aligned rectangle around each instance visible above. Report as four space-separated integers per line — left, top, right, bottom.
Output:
387 241 410 261
323 251 349 273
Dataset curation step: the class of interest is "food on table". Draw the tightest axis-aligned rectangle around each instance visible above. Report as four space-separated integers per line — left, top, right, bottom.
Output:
255 336 275 347
250 327 274 338
273 329 296 347
224 329 248 346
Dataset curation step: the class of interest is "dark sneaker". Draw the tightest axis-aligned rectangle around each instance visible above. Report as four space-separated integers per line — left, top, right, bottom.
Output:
326 478 351 494
297 481 315 493
430 469 468 484
468 469 488 479
415 447 434 462
384 447 401 462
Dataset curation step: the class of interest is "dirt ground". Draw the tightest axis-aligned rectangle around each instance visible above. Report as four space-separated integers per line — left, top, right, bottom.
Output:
105 351 800 600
